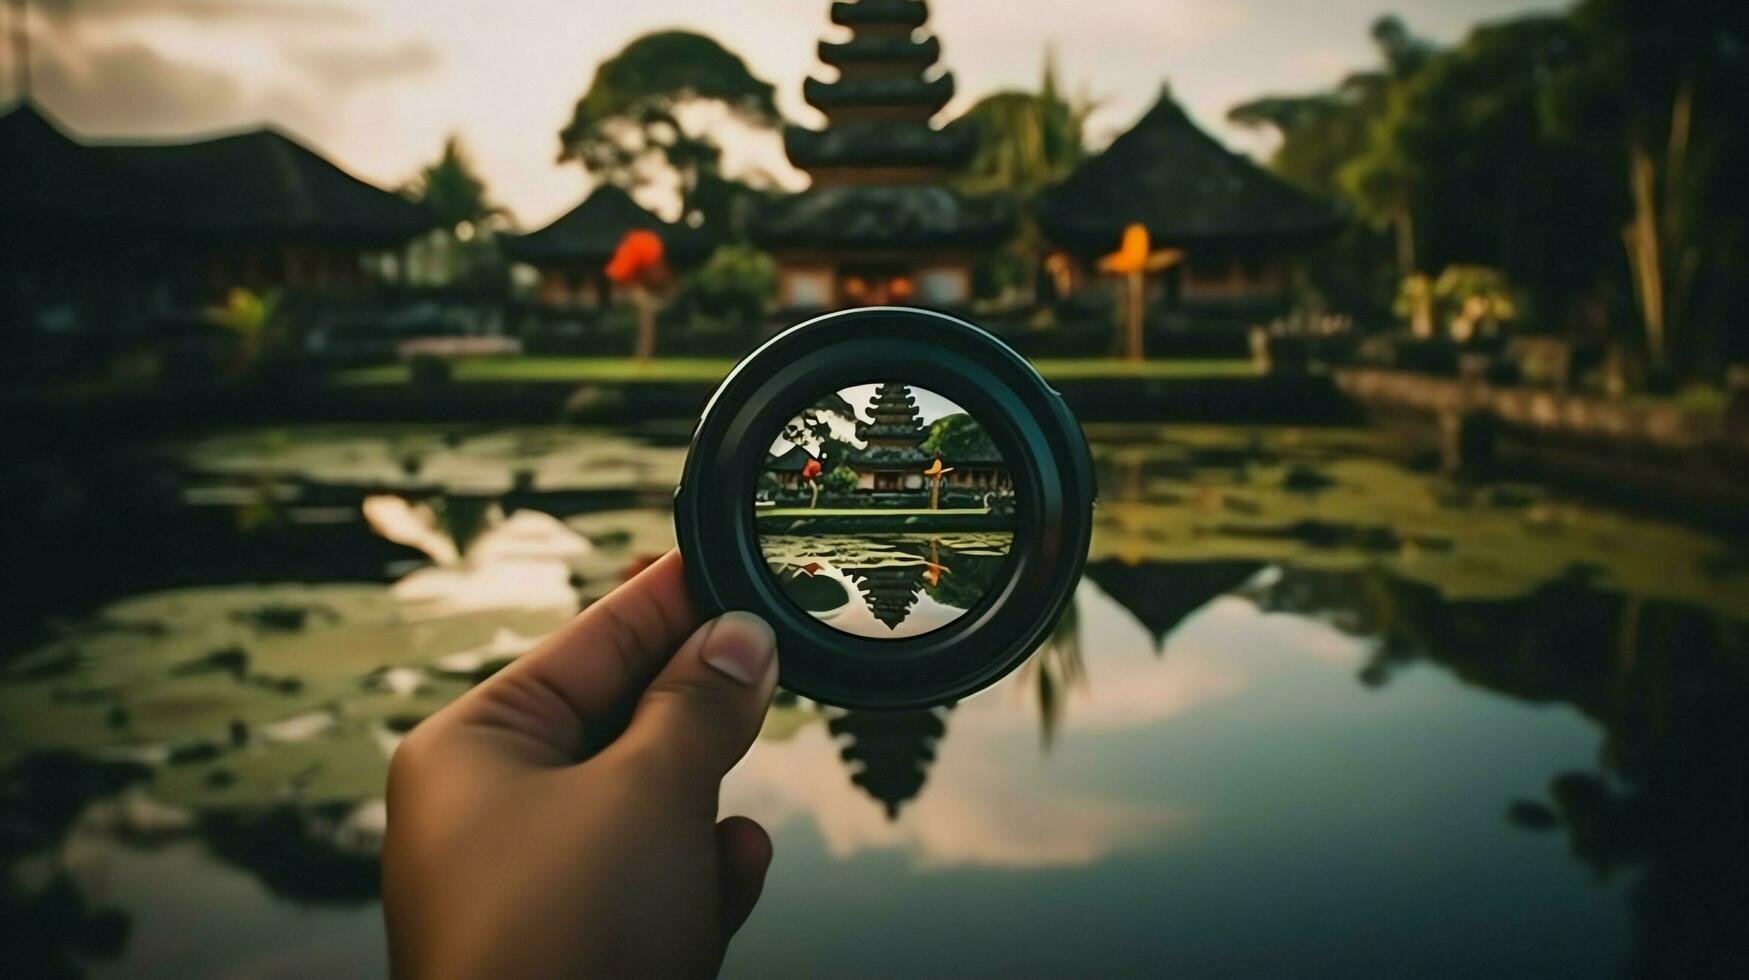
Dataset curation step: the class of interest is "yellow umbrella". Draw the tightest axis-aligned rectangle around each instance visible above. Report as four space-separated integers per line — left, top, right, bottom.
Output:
1097 223 1183 361
924 458 954 510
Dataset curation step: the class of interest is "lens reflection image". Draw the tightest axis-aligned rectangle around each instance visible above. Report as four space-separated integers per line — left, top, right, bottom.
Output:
756 383 1016 639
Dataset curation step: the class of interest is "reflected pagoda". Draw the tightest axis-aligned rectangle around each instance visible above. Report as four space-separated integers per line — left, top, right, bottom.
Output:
853 563 926 629
828 707 951 819
755 0 1011 311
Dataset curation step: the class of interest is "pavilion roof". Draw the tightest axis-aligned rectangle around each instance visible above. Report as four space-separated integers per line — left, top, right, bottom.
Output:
0 101 431 246
504 185 712 266
1037 92 1342 254
766 444 819 472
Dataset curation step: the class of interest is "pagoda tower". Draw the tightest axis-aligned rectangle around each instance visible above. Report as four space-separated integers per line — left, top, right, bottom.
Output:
754 0 1011 311
853 562 926 629
850 382 930 490
828 707 952 819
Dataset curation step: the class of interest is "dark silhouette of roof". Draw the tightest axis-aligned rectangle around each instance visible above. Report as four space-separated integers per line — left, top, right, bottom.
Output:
0 101 430 245
804 74 955 115
783 121 976 170
505 184 711 266
1037 91 1342 254
766 444 818 472
828 706 950 819
754 184 1011 249
1083 559 1264 650
831 0 929 28
853 563 926 629
818 34 940 68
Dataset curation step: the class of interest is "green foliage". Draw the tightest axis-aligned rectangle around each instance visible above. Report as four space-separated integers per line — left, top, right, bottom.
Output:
1230 2 1748 377
681 244 776 325
558 31 782 229
950 52 1092 303
207 288 282 376
920 413 998 460
822 464 860 494
782 392 858 470
1228 17 1431 313
402 136 500 230
951 53 1089 199
1433 266 1519 338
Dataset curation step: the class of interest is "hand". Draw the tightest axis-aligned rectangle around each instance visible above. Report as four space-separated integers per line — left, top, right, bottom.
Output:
383 550 779 978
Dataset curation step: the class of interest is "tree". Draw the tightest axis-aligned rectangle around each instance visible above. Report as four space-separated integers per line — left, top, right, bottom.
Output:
782 392 859 471
920 413 997 460
822 464 859 494
558 31 782 230
950 51 1093 302
605 230 666 361
680 244 776 327
1228 16 1428 200
1228 17 1435 315
1551 0 1749 375
402 136 500 232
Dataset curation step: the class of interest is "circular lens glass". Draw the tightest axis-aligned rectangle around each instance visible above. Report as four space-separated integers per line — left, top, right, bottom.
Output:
755 381 1017 639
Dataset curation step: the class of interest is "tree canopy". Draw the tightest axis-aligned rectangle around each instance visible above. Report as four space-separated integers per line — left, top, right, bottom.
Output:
558 31 783 231
1228 1 1748 375
402 136 499 231
920 413 998 461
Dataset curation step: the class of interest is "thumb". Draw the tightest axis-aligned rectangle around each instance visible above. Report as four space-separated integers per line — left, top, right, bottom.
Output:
613 611 778 792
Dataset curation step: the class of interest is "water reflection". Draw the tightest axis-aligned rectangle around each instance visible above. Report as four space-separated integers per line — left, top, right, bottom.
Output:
761 533 1013 636
1 424 1745 976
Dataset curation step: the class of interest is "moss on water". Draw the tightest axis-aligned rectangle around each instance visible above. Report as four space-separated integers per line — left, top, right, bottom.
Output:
4 423 1743 816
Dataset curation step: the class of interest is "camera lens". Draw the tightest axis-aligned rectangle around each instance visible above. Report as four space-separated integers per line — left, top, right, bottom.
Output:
675 306 1093 709
756 382 1016 639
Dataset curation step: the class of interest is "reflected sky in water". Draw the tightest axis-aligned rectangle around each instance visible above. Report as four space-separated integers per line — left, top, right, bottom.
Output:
1 423 1744 978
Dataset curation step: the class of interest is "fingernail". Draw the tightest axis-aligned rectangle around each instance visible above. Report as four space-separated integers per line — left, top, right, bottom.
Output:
700 612 776 686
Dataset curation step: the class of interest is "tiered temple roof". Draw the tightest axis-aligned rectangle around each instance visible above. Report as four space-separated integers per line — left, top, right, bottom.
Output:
753 0 1009 252
852 383 931 466
858 383 924 442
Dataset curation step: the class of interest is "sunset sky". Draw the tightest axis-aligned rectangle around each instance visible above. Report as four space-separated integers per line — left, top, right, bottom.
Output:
10 0 1563 227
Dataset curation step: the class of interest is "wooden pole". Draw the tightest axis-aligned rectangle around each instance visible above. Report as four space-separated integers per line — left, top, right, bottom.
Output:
632 286 655 361
1124 269 1145 362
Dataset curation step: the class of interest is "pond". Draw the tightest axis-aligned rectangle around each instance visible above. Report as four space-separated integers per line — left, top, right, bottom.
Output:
2 422 1745 978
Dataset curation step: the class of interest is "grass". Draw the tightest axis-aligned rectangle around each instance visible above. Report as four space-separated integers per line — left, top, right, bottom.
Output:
333 356 1262 387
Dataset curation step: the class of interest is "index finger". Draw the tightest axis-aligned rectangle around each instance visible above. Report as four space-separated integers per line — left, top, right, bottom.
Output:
445 549 701 763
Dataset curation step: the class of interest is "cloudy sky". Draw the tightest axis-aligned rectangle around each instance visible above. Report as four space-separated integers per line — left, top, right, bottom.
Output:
10 0 1564 227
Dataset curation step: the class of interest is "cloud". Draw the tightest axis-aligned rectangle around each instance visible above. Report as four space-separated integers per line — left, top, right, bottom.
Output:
725 721 1183 870
27 32 326 142
281 38 441 89
31 39 244 132
35 0 361 26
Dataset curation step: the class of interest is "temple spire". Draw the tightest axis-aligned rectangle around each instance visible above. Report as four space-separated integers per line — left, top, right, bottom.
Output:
753 0 1011 310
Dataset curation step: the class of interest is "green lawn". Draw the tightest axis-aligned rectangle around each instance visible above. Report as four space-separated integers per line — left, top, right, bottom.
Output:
333 356 1260 386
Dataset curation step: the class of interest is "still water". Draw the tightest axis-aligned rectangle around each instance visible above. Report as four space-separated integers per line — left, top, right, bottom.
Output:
1 423 1744 978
